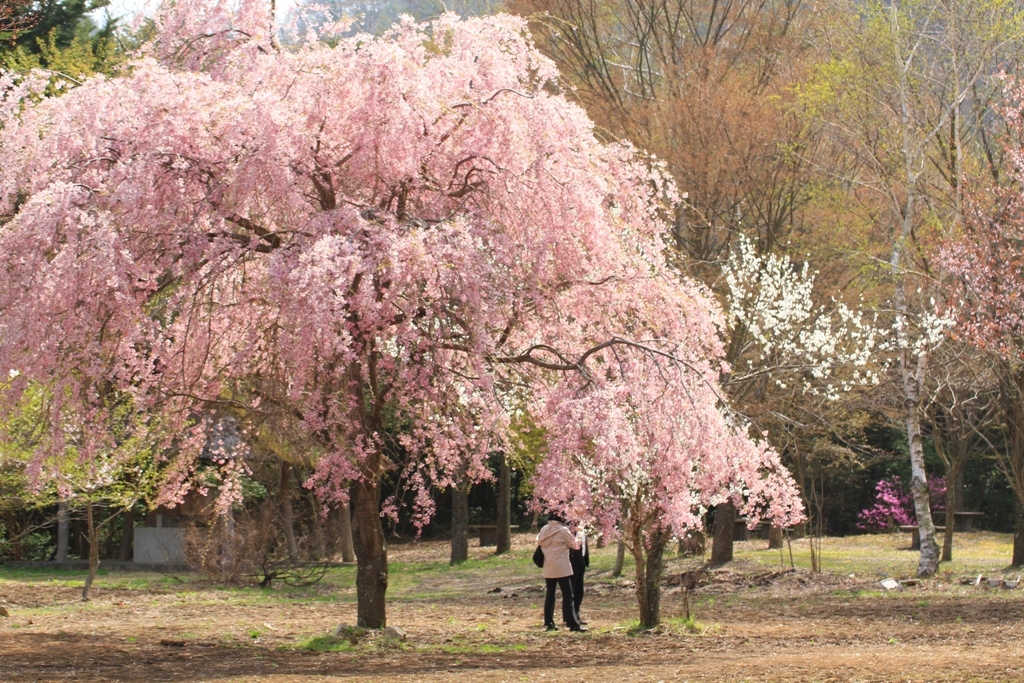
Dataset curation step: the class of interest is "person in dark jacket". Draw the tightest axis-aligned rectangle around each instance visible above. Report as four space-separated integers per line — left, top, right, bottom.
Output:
569 523 589 623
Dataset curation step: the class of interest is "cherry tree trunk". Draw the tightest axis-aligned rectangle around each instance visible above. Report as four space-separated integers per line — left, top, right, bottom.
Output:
495 453 512 555
118 508 135 561
351 478 388 628
280 462 299 562
56 502 69 563
338 502 356 564
711 501 735 565
82 502 99 602
1014 500 1024 567
631 531 668 629
450 483 469 565
768 524 783 550
1006 370 1024 567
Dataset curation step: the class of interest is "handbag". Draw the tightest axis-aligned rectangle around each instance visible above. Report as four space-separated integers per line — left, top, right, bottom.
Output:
532 545 544 568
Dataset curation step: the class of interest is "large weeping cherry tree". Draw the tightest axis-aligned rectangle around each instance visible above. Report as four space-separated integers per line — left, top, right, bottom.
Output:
0 0 802 628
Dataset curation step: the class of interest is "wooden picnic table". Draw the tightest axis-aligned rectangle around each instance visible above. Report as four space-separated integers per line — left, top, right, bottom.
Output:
734 518 767 542
953 511 984 532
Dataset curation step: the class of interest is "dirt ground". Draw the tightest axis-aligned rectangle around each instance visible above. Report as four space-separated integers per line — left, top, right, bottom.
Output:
2 534 1024 682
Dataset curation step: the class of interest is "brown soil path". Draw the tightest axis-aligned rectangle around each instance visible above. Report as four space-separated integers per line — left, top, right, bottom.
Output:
2 537 1022 682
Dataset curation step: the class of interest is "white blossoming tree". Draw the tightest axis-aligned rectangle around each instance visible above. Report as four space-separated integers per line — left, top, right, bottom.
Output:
720 236 954 570
716 236 880 564
723 236 879 400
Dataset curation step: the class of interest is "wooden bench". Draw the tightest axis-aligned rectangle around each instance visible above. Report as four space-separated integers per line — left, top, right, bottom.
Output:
468 525 498 547
899 525 946 550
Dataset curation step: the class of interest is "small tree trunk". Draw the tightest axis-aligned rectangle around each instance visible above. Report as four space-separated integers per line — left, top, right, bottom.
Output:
280 462 299 562
309 493 327 560
1014 499 1024 567
221 509 236 576
768 524 783 550
954 466 966 513
118 508 135 562
338 501 356 563
56 502 69 563
351 477 388 628
711 501 735 565
82 502 99 602
678 530 705 557
612 537 626 577
942 489 956 563
495 453 512 555
450 483 469 565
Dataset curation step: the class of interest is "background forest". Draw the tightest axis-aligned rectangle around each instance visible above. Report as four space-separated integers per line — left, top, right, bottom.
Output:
2 0 1023 583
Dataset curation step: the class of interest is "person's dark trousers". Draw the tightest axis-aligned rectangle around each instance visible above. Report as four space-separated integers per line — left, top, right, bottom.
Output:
544 577 581 628
571 566 585 618
570 549 587 619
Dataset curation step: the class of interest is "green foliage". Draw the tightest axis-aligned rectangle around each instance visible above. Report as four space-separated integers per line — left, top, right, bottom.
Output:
507 410 547 500
15 531 54 561
3 23 120 79
2 0 109 55
1 0 127 92
0 380 170 525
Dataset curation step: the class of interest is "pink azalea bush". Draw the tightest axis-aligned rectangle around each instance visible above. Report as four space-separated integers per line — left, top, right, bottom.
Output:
857 475 946 531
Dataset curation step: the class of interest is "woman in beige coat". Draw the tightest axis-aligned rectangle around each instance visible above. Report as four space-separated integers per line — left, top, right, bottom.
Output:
537 513 586 632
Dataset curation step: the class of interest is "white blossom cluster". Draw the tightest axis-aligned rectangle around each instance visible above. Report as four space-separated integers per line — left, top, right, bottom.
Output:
887 296 956 356
723 236 880 399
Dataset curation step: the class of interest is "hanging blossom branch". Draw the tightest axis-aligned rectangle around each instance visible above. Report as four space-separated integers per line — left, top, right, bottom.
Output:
492 336 722 398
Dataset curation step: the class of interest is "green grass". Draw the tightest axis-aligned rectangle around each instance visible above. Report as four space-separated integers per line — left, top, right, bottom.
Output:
663 614 713 635
438 642 528 654
2 530 1019 620
299 635 359 652
726 531 1019 578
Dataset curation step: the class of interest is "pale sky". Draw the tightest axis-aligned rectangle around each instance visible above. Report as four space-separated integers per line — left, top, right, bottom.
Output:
91 0 299 26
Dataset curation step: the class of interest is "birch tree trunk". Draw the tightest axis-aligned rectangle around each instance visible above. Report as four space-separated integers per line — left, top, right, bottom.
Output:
901 344 939 576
